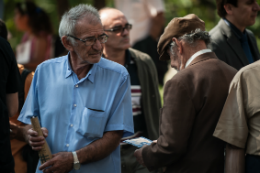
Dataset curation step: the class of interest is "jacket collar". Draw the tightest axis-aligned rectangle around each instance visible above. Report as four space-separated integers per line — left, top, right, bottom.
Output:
65 52 96 83
218 19 251 66
187 52 217 68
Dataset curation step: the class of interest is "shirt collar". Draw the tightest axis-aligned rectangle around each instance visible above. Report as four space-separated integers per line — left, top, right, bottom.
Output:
185 49 212 68
65 52 97 83
65 52 73 78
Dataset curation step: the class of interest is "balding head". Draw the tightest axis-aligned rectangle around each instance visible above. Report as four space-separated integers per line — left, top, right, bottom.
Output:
99 8 126 27
99 8 131 52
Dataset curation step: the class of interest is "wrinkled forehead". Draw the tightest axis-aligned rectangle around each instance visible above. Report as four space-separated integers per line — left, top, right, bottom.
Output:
74 17 104 36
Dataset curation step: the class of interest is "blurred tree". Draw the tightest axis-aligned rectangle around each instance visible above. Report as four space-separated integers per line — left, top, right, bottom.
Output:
94 0 106 10
164 0 260 47
3 0 260 50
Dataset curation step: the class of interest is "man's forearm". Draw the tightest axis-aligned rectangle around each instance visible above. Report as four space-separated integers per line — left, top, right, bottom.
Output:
76 130 123 164
6 92 18 117
225 144 245 173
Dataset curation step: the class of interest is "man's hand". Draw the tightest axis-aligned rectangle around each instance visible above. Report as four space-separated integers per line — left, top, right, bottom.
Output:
134 146 147 167
9 122 20 140
39 152 73 173
9 122 26 141
27 127 48 151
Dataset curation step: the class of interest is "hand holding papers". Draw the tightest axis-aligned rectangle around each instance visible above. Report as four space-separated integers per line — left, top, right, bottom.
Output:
123 137 153 148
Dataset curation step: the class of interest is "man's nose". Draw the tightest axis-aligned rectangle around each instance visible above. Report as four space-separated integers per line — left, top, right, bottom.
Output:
92 39 102 50
121 27 129 36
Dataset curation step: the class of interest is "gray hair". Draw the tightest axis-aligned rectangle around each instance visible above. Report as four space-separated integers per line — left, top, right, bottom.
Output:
59 4 101 45
170 28 210 55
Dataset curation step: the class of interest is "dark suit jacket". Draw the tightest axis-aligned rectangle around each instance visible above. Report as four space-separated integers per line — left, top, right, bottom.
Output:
142 52 237 173
209 19 260 70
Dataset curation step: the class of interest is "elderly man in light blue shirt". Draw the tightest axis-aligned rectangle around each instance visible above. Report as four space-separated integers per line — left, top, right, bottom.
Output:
18 4 134 173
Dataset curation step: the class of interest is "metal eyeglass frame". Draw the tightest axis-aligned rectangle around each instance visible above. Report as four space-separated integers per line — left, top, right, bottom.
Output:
104 24 132 34
66 34 109 46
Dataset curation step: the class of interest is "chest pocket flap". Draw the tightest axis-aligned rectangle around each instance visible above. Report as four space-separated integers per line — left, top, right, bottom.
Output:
77 107 106 139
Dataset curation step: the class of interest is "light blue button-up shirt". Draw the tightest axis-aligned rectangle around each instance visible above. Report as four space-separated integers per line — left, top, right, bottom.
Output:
18 54 134 173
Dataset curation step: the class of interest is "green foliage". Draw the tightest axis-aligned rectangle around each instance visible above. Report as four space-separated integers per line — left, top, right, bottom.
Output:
2 0 260 50
164 0 219 31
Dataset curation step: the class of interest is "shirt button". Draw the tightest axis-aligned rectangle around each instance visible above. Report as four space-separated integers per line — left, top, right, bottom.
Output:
70 124 73 127
66 144 69 147
75 85 78 88
74 104 77 107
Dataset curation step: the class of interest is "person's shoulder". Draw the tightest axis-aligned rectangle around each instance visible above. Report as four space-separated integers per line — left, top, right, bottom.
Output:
0 37 15 61
246 28 254 36
37 55 67 69
165 68 192 88
97 57 129 77
246 29 257 41
0 36 8 45
167 57 223 84
234 60 260 81
209 23 225 41
209 22 227 52
129 48 153 63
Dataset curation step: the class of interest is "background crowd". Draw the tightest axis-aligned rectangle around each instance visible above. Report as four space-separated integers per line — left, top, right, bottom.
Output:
2 0 260 85
1 0 260 173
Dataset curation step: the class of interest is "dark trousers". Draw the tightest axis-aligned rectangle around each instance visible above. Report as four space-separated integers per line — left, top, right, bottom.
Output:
246 154 260 173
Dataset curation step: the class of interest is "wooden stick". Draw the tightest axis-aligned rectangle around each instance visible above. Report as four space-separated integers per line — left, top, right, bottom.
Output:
30 116 52 164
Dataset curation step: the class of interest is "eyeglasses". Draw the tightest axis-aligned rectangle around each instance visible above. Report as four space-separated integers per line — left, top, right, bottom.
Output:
104 24 132 34
67 34 109 46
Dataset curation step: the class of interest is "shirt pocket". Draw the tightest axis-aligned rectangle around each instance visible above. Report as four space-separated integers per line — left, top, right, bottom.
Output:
77 107 106 139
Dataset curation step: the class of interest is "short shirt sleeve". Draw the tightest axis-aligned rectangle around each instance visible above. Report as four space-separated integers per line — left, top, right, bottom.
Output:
213 76 248 149
104 74 134 137
18 68 39 125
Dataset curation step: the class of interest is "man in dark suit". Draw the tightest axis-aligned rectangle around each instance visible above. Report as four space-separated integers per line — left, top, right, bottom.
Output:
209 0 260 70
134 14 237 173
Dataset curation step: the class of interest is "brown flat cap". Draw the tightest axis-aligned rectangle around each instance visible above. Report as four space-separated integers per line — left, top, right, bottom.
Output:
158 14 205 61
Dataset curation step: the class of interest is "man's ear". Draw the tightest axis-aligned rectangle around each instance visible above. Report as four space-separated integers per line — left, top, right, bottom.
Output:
224 4 234 15
61 36 74 52
172 37 183 55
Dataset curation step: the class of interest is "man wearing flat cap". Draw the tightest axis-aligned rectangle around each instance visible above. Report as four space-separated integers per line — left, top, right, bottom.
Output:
134 14 237 173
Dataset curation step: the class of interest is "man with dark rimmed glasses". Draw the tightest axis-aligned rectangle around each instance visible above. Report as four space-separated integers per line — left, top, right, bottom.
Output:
17 4 134 173
99 8 161 173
